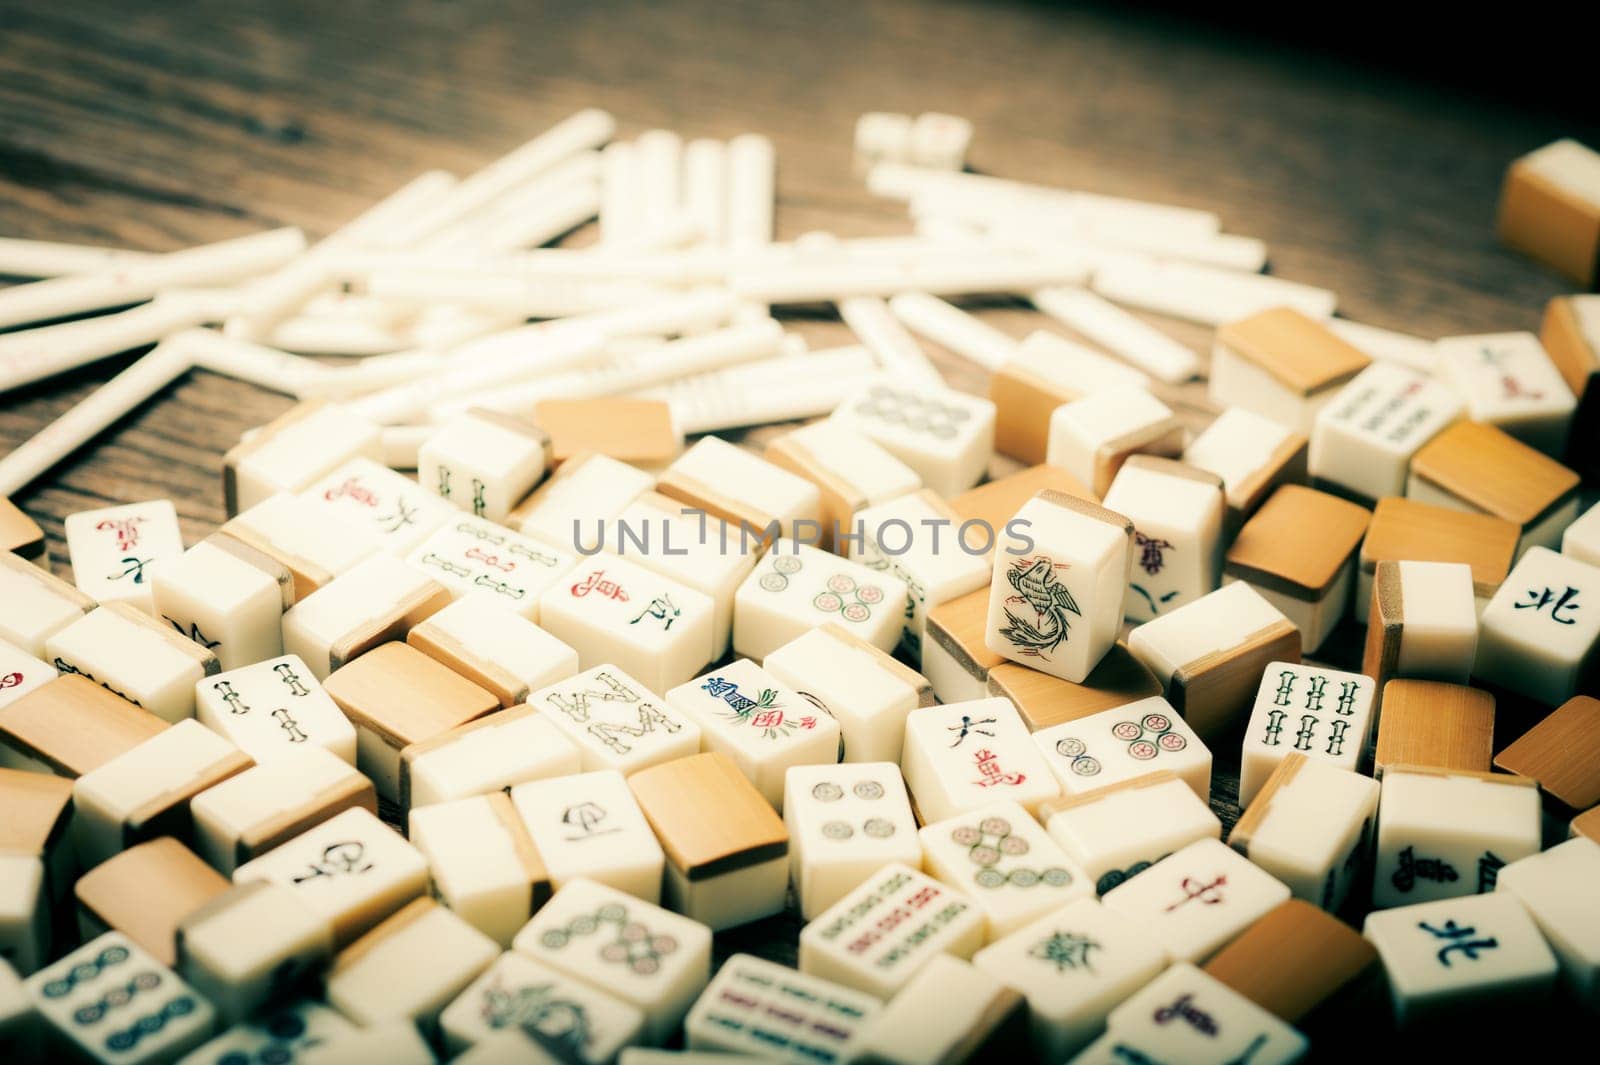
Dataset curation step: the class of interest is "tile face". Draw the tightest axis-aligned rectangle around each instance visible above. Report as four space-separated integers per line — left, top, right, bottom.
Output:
409 793 549 949
532 665 700 777
655 435 822 544
324 642 499 804
1101 459 1224 623
1210 308 1369 434
221 494 381 604
1495 837 1600 1009
1229 755 1378 913
512 878 713 1045
401 705 581 811
1239 662 1374 807
784 762 923 921
733 541 907 662
627 752 788 930
606 492 761 657
175 883 334 1026
513 770 665 904
279 553 452 680
1182 407 1308 528
1564 502 1600 567
830 380 996 497
1102 962 1308 1065
190 744 375 877
920 800 1091 942
0 768 73 914
71 719 250 869
1371 769 1541 910
685 952 881 1065
1041 772 1222 897
1127 581 1300 739
1474 546 1600 706
1100 838 1291 963
764 421 922 552
75 837 229 970
516 453 655 554
990 332 1125 465
0 553 96 658
1356 497 1519 625
151 538 292 672
849 953 1029 1065
901 698 1060 823
46 603 220 724
1499 140 1600 287
1046 387 1183 498
295 1019 434 1065
439 950 645 1060
0 638 53 712
798 862 984 999
1363 892 1558 1027
25 932 216 1065
667 659 840 809
195 654 357 766
419 409 552 523
972 896 1169 1061
924 587 1003 707
1406 420 1580 557
0 853 47 975
1033 696 1212 803
984 491 1134 684
325 898 499 1030
539 552 717 694
851 492 991 665
64 500 184 614
1223 485 1370 654
1437 331 1576 455
233 806 428 948
406 597 579 707
300 456 454 555
174 1000 353 1065
764 623 933 765
1309 361 1464 502
223 402 384 517
406 515 579 623
1362 560 1479 691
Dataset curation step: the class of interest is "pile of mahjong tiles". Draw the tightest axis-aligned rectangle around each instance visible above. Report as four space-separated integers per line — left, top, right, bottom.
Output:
1 108 1600 1065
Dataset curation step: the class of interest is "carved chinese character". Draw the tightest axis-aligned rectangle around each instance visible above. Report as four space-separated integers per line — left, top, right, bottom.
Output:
1418 919 1498 967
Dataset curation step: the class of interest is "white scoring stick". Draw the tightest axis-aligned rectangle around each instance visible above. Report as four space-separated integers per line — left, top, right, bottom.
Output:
0 237 151 279
384 108 616 247
838 296 944 387
1031 286 1199 384
224 169 457 342
726 134 775 251
0 335 196 496
0 288 229 394
432 318 785 420
886 292 1017 372
1091 257 1337 326
0 227 305 332
684 139 727 248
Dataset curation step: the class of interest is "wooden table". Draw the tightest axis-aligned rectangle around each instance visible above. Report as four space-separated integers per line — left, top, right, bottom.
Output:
3 0 1594 1050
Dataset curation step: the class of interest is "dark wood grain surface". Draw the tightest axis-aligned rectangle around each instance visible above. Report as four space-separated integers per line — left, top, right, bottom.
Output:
3 0 1595 1048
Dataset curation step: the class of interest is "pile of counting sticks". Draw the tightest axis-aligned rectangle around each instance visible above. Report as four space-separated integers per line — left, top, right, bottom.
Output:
0 109 1598 1065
